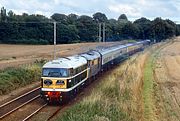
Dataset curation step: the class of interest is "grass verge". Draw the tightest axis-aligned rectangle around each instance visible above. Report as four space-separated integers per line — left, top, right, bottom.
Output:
143 54 156 120
0 60 45 95
143 44 166 121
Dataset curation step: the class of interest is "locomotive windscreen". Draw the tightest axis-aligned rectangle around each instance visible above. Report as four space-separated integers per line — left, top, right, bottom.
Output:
42 68 69 77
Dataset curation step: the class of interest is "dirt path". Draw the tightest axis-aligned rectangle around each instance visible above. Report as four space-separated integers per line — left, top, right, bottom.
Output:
154 37 180 121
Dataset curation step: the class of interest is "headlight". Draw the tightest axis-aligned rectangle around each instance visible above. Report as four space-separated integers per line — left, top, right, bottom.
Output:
56 80 65 85
44 79 52 86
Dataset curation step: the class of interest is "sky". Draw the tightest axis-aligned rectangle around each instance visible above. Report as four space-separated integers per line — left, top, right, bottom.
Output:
0 0 180 22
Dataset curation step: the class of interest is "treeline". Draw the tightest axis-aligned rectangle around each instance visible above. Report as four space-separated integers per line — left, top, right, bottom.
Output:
0 7 180 44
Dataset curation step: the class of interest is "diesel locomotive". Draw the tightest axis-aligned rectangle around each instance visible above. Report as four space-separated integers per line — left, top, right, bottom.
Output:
40 40 150 103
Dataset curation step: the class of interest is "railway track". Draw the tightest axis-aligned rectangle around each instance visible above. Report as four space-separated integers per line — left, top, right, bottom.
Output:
0 87 40 119
22 104 65 121
22 103 48 121
0 85 65 121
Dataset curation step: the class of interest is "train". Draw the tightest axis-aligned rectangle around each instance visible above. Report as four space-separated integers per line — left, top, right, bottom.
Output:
40 40 150 103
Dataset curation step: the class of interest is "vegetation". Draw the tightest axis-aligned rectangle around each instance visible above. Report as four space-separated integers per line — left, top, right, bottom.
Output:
56 54 146 121
56 68 133 121
143 54 156 120
0 60 45 95
143 44 166 120
0 7 180 44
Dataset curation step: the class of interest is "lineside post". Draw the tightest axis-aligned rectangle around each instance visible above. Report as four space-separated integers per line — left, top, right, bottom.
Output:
103 23 105 42
99 23 101 42
54 22 57 60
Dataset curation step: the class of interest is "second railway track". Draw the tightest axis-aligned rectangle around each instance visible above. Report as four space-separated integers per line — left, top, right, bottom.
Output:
0 87 41 119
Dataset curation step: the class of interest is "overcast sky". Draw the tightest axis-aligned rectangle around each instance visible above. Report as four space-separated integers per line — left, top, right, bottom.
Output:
0 0 180 22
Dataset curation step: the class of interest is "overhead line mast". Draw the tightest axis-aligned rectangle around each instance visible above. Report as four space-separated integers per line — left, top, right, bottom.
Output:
54 21 57 60
103 23 105 42
99 23 102 42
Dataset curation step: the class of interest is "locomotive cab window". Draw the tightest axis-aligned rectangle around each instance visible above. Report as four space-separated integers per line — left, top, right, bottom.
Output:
42 68 69 77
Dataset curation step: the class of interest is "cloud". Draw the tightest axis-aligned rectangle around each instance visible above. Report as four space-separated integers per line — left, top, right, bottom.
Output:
11 9 28 15
0 0 179 21
35 11 52 17
108 4 142 17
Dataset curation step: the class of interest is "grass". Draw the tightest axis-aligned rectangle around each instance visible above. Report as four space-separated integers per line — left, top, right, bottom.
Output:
143 44 167 121
56 54 146 121
143 54 156 121
0 59 46 95
56 66 135 121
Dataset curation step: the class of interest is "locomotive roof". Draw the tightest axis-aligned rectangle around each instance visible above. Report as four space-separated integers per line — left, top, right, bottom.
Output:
80 50 101 60
43 55 87 69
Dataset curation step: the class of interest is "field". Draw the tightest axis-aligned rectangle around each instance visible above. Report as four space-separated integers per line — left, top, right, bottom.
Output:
154 37 180 121
0 42 120 69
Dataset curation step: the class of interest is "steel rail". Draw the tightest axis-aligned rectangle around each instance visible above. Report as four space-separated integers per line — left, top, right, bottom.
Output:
0 86 40 108
22 103 47 121
0 95 40 119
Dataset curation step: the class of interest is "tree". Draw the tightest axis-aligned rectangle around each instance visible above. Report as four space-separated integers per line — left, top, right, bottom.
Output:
67 14 78 24
134 17 152 39
1 7 7 22
151 18 166 42
7 10 15 21
118 14 128 21
164 19 176 38
68 25 79 42
0 7 179 44
77 15 97 42
108 19 118 39
121 22 140 39
51 13 68 24
93 12 108 22
176 25 180 36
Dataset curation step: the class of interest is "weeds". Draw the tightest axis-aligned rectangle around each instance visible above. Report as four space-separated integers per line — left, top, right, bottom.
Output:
0 63 43 95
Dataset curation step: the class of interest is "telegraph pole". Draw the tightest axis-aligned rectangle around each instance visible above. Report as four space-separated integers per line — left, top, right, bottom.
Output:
103 23 105 42
54 21 57 60
99 23 101 42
